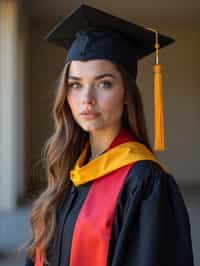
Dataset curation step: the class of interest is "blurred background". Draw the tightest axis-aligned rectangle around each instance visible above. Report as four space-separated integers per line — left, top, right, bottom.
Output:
0 0 199 265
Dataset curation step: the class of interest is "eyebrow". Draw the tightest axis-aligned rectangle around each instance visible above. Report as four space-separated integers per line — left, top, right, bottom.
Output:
68 73 117 81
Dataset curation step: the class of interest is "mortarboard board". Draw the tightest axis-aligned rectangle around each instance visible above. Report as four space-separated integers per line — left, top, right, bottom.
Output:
45 4 175 152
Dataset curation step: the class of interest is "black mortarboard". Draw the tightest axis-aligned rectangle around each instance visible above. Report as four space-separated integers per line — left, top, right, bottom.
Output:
45 4 175 152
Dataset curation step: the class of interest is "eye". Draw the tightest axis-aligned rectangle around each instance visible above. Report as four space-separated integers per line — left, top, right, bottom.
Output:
68 82 81 89
98 80 112 88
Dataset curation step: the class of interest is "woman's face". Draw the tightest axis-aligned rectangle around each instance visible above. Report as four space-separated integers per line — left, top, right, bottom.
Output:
66 59 126 133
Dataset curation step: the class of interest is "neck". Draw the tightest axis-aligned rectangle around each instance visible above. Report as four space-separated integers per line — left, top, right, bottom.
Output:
89 124 122 160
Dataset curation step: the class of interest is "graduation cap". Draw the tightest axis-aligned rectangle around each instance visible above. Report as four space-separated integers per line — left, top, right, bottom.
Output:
45 4 175 152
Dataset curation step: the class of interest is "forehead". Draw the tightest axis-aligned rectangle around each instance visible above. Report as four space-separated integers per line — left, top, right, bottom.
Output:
68 59 120 78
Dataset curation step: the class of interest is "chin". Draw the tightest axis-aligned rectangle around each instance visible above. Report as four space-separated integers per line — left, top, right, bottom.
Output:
76 118 120 133
82 125 102 132
79 122 107 132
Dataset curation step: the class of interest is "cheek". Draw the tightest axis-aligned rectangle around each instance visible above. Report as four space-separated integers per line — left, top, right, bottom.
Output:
99 88 125 112
66 93 79 113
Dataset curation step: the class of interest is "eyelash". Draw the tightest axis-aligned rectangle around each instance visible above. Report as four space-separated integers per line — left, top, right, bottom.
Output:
68 80 113 89
68 82 81 89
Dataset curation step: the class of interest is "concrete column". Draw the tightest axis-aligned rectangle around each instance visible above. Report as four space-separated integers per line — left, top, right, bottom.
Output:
0 0 24 210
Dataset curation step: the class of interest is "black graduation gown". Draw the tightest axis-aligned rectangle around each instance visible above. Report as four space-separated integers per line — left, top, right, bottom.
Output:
25 160 194 266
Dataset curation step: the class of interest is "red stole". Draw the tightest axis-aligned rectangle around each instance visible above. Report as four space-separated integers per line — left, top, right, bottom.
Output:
69 129 136 266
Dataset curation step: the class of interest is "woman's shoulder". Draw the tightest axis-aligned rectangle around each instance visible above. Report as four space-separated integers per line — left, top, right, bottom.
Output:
118 159 189 221
122 159 174 195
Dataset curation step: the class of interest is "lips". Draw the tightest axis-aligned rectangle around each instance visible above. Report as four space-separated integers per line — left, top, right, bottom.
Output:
80 110 101 119
81 111 100 115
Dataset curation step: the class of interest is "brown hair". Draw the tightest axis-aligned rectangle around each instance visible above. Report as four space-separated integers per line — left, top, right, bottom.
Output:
23 60 155 264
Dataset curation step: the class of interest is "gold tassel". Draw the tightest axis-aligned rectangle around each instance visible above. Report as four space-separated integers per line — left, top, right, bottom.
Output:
154 64 165 151
147 28 165 151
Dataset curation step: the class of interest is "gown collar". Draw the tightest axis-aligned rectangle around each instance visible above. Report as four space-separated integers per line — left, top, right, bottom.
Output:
70 128 163 186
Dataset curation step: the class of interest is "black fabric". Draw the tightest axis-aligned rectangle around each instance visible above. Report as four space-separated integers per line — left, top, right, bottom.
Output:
25 257 34 266
64 30 139 79
24 160 194 266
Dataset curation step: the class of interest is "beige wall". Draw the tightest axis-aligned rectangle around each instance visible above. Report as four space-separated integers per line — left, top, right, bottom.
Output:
28 23 200 189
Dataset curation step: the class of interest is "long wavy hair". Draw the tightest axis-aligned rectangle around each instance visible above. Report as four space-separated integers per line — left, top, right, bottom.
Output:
23 60 155 264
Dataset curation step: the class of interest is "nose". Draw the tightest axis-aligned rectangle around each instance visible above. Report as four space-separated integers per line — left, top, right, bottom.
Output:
82 87 96 105
82 98 96 105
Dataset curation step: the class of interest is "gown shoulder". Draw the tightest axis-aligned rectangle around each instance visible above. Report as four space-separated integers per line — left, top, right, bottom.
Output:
108 159 194 266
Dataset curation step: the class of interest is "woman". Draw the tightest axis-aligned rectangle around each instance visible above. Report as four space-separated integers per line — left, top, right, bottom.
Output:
24 4 194 266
